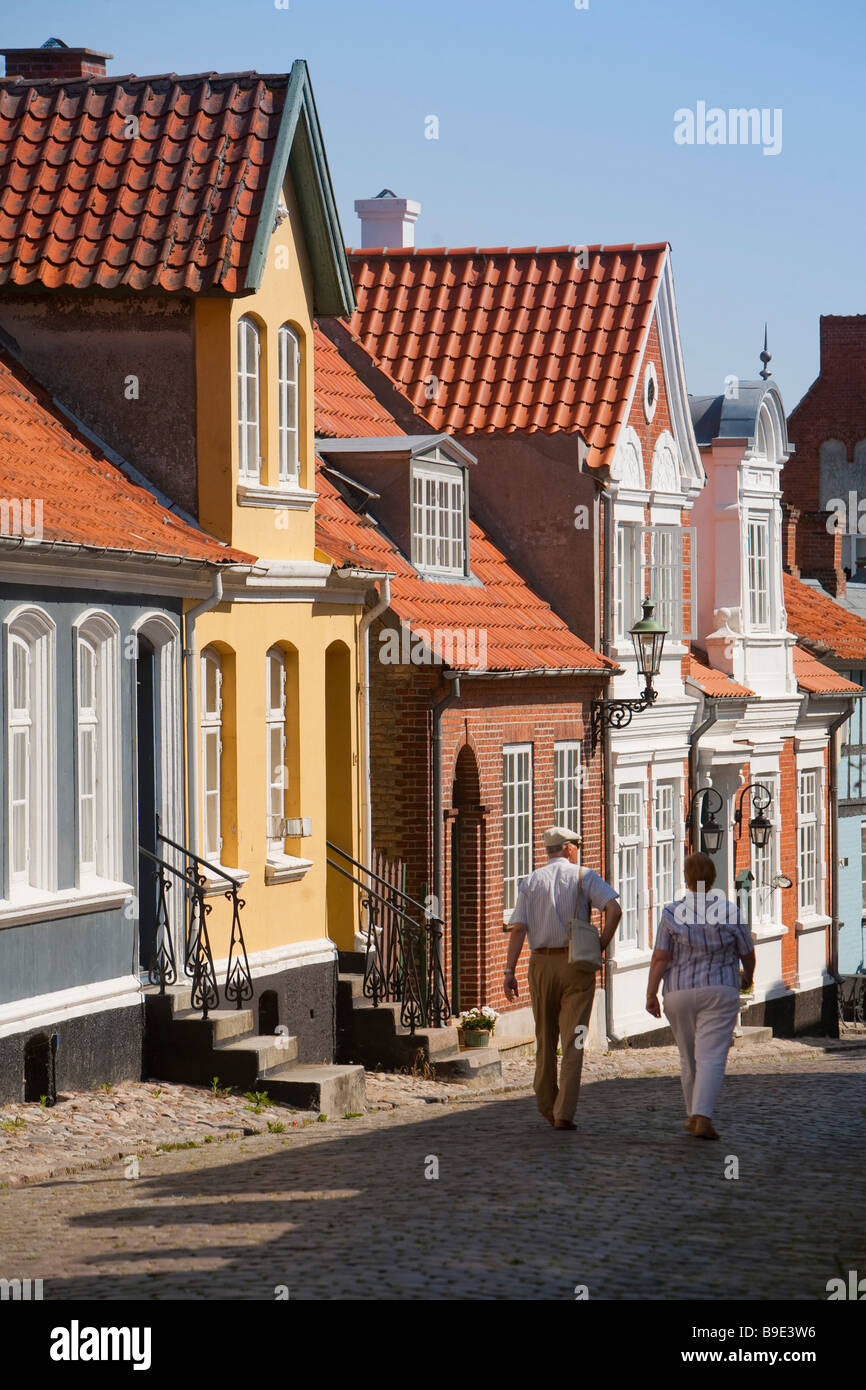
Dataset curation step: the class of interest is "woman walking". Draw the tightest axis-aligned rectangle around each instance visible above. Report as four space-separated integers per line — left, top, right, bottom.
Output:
645 852 756 1140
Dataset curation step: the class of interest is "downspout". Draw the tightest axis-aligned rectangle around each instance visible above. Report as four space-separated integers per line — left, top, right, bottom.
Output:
183 568 224 856
826 701 855 978
600 486 616 1044
433 672 462 997
358 576 391 867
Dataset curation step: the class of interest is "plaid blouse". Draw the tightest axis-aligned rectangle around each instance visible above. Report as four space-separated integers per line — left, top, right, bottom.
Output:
654 892 755 993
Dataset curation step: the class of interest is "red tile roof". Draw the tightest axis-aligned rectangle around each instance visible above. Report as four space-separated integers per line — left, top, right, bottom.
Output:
684 653 753 698
784 572 866 663
0 348 251 563
345 243 668 467
0 71 288 293
792 646 863 694
315 467 614 674
314 325 404 439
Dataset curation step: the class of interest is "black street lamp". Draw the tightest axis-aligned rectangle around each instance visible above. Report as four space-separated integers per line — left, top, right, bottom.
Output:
591 598 668 751
734 782 774 848
688 786 724 854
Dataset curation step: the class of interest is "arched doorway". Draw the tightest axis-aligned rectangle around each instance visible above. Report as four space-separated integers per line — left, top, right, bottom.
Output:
450 744 484 1014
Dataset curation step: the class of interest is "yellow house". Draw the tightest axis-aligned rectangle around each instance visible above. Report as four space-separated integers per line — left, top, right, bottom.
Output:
0 48 373 1083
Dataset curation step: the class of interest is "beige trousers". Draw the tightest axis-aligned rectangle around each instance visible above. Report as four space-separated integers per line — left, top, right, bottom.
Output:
663 985 740 1119
528 952 596 1123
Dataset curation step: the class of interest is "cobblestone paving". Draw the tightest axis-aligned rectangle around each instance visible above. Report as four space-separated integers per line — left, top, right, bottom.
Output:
1 1038 864 1300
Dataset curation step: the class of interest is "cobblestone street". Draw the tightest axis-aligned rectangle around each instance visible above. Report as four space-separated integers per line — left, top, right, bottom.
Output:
1 1041 864 1300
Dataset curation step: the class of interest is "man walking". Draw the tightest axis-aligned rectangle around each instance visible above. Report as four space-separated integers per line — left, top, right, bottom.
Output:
504 827 621 1131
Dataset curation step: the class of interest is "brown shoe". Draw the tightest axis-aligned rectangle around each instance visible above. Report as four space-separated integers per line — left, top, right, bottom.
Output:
553 1119 577 1131
691 1115 719 1140
541 1112 555 1127
683 1116 697 1133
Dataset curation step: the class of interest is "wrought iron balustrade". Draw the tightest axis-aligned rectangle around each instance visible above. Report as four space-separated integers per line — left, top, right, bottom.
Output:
326 841 451 1032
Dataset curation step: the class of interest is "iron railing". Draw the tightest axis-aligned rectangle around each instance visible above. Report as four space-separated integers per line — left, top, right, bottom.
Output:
326 841 451 1032
138 821 252 1019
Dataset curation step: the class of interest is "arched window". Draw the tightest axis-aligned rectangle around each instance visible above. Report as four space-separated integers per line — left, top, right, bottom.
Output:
75 613 121 882
277 324 300 483
266 648 287 852
201 648 224 860
6 607 55 893
237 316 261 480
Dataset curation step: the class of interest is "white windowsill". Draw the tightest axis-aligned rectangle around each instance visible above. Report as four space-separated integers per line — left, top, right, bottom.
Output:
237 481 316 510
795 914 832 935
265 853 314 885
200 865 250 896
751 920 788 943
0 880 134 930
611 946 654 971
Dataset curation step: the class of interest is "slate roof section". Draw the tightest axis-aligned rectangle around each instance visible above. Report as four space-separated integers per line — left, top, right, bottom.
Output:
783 572 866 664
344 243 668 468
313 324 404 439
0 62 355 311
792 646 862 695
0 347 252 563
684 652 753 698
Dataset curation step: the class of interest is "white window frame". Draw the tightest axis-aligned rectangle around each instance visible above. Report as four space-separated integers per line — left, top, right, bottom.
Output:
237 315 261 481
266 648 287 854
615 785 645 950
201 648 224 862
797 769 820 917
553 740 581 834
614 522 641 641
746 515 770 631
751 773 778 924
5 607 56 896
646 525 684 642
652 779 680 919
503 743 532 914
411 453 466 575
277 323 300 484
74 612 121 885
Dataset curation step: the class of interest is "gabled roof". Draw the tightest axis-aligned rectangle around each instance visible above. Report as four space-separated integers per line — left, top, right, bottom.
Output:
792 646 862 694
0 60 354 312
0 346 252 564
344 243 668 465
783 572 866 664
313 327 614 675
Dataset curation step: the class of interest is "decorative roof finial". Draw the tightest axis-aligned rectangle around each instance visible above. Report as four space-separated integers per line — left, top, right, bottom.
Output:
759 324 772 380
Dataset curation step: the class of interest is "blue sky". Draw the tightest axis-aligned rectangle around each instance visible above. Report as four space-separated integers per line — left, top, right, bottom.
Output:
5 0 864 411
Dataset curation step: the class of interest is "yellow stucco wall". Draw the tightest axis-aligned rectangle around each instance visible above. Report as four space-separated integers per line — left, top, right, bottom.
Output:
190 170 363 960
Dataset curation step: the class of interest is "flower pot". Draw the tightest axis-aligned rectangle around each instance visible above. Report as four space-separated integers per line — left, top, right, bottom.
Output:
460 1029 490 1049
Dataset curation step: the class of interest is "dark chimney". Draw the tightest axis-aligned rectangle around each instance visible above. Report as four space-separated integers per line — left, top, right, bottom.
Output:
0 37 112 82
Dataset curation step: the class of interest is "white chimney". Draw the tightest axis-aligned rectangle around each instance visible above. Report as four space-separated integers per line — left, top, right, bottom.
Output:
354 189 420 249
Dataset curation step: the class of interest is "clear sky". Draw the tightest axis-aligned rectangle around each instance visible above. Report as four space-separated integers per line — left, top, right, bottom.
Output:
4 0 864 413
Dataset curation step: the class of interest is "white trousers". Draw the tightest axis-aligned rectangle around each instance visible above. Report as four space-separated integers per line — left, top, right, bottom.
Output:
663 985 740 1119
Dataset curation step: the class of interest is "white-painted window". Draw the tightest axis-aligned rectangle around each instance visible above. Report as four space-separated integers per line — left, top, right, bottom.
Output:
266 648 287 853
411 452 465 574
74 615 121 882
616 786 644 949
6 608 55 893
752 774 778 923
554 741 581 834
277 324 299 483
797 770 819 916
653 780 679 915
503 744 532 912
614 523 641 640
237 315 261 480
646 526 683 641
201 648 223 861
746 517 770 629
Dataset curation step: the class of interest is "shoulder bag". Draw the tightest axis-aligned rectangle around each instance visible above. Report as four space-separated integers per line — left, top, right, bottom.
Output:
567 867 603 968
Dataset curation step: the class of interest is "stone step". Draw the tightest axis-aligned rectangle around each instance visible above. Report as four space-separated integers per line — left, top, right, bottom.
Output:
214 1033 299 1081
337 972 365 1000
492 1033 536 1060
258 1063 366 1115
172 1008 255 1043
732 1025 773 1047
430 1046 503 1085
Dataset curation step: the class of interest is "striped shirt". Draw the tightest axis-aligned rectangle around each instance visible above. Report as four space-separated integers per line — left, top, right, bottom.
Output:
508 859 619 950
654 892 755 993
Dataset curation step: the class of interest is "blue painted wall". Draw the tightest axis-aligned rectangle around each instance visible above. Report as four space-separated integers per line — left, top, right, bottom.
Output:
837 809 865 974
0 581 182 1007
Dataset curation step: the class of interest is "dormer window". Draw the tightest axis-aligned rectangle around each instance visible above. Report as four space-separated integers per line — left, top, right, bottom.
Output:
410 449 466 575
237 316 261 480
746 516 770 629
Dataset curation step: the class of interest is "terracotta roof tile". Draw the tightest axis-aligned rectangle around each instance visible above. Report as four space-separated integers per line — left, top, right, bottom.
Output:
313 325 404 438
345 243 668 468
0 71 288 294
0 347 251 563
684 652 753 698
792 647 863 694
783 572 866 663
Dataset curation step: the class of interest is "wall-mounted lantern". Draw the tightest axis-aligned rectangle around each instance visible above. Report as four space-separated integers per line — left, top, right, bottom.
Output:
591 598 667 751
734 782 774 848
687 786 724 854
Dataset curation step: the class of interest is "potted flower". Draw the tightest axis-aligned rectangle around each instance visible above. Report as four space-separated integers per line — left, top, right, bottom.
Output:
457 1006 499 1048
